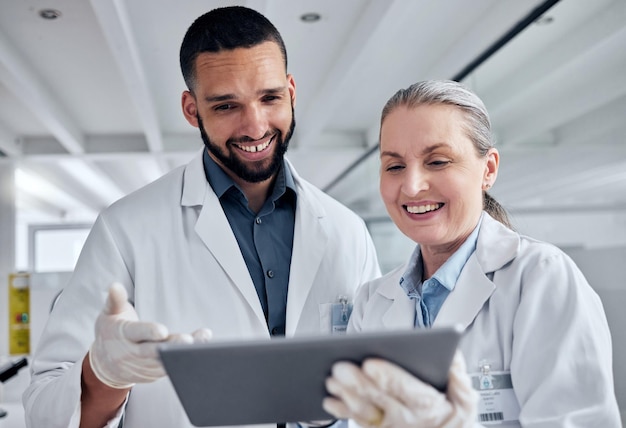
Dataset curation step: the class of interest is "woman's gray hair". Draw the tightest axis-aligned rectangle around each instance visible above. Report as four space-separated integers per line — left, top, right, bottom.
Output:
380 80 513 229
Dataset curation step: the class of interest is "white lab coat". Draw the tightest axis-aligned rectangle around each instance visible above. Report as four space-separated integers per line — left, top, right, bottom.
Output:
349 213 621 427
24 151 381 428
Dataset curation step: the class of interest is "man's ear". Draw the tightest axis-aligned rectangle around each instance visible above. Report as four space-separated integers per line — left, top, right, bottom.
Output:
287 74 296 108
181 90 199 127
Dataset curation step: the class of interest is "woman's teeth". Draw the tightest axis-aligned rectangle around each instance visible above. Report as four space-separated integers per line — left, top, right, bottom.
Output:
406 203 442 214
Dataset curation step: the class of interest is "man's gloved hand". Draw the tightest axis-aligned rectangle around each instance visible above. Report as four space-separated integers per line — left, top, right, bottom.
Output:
89 282 213 389
323 350 477 428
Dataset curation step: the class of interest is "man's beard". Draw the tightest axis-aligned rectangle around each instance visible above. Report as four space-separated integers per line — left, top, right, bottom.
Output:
197 108 295 183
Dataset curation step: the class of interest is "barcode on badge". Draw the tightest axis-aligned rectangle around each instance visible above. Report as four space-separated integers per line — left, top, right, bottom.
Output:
479 412 504 422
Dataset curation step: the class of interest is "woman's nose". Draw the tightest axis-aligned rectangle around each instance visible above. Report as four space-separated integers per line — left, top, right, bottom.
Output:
401 168 429 197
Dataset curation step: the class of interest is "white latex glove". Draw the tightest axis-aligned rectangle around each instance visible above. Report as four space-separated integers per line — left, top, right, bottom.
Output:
89 282 213 389
323 350 477 428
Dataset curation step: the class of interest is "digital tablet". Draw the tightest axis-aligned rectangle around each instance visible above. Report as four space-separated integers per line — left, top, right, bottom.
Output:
158 325 462 427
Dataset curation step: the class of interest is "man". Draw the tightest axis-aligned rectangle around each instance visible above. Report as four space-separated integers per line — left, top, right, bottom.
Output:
23 6 380 428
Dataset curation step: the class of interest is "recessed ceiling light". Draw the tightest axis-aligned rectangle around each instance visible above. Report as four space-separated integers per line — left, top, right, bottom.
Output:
300 12 321 23
39 9 62 20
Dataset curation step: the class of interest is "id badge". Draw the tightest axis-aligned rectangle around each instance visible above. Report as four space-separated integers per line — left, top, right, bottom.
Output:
330 296 352 334
471 363 520 425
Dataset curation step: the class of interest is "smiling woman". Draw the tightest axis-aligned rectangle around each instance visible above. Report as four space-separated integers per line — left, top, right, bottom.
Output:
322 80 622 428
378 82 503 277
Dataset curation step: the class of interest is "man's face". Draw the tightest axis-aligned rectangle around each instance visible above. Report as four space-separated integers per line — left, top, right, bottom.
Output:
181 42 296 185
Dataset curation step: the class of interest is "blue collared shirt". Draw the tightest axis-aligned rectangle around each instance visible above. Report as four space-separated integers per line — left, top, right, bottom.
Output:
399 213 483 327
203 150 297 336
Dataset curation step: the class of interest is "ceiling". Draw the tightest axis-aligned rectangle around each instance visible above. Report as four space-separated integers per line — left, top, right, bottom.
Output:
0 0 625 228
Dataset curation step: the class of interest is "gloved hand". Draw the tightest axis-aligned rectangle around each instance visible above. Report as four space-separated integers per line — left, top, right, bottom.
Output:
323 350 477 428
89 282 213 389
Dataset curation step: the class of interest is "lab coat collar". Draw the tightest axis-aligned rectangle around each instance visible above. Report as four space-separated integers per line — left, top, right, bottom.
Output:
376 213 520 331
182 150 267 327
474 212 520 273
436 213 520 328
181 149 208 207
377 265 418 329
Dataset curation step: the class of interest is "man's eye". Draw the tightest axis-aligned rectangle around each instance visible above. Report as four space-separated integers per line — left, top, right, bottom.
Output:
214 104 234 111
263 95 279 102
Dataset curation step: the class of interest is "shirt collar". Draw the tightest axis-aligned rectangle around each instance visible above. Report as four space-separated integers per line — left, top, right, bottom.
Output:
400 212 484 293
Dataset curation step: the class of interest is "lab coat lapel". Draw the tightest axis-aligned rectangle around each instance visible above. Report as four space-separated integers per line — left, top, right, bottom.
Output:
285 165 328 336
434 255 495 329
378 268 416 329
181 153 266 327
434 213 519 329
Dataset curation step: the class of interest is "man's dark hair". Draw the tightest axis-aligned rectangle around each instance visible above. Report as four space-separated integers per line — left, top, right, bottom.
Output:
180 6 288 91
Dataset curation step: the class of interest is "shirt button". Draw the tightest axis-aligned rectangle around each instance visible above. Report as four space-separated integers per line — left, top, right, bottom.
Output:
271 327 279 335
266 270 274 278
255 217 262 224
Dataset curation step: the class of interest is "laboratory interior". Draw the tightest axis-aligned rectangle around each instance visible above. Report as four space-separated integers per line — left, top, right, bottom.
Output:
1 0 625 426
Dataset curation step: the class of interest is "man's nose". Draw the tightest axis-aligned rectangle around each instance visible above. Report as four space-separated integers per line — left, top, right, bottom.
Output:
239 105 268 141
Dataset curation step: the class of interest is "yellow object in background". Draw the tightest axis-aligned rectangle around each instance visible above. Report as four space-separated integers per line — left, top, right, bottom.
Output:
8 272 30 355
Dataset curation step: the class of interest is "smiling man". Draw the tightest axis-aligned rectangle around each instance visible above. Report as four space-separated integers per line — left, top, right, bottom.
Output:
181 38 296 212
24 6 381 428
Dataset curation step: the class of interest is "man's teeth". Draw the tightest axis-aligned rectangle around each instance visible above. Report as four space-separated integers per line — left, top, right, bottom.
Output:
238 139 271 153
406 204 442 214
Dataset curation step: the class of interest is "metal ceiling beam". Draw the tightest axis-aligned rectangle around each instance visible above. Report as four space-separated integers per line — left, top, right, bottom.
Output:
0 28 85 154
322 0 564 194
19 162 111 211
0 125 20 157
0 26 130 217
296 0 403 149
89 0 168 176
16 190 73 219
483 0 625 110
15 166 98 216
556 95 626 146
451 0 561 82
494 27 626 146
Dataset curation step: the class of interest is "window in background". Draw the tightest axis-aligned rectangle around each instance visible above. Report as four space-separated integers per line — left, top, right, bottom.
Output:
28 224 91 272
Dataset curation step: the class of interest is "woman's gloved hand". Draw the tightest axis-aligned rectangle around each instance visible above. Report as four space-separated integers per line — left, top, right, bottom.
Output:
323 350 477 428
89 282 212 389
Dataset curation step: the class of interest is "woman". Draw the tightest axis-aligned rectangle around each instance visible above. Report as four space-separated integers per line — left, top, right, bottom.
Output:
322 80 621 427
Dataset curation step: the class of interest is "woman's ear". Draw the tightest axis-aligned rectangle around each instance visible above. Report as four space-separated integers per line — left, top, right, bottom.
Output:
483 148 499 188
181 91 199 127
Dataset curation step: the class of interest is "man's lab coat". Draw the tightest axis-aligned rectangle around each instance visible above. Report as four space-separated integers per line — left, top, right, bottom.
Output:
24 151 381 428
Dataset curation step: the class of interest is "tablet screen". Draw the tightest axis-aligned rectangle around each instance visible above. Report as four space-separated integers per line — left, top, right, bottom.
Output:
159 326 462 427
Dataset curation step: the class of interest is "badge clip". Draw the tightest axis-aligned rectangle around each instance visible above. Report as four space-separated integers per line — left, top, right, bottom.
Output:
479 359 494 390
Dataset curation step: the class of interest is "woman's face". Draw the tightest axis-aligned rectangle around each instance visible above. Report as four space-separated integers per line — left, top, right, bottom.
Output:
379 104 498 255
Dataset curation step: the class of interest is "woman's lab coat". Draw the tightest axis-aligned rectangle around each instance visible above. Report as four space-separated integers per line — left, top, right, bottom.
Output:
349 213 621 427
24 151 381 428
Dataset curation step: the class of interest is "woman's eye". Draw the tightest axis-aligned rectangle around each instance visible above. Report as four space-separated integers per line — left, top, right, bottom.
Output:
429 160 450 166
385 165 404 172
